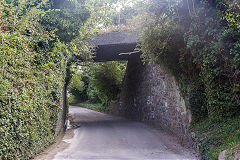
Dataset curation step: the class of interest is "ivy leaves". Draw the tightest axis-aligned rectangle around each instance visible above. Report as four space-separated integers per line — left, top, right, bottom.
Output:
0 0 84 159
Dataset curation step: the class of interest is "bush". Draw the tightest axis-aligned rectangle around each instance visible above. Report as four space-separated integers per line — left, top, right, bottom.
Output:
87 61 127 107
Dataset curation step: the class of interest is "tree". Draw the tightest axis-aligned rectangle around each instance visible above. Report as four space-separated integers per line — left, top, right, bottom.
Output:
40 0 90 42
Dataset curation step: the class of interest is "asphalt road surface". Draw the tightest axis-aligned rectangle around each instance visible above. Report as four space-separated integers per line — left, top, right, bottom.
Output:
35 106 198 160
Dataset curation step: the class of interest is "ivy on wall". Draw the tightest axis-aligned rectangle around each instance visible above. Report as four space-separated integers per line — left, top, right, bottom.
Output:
0 0 91 159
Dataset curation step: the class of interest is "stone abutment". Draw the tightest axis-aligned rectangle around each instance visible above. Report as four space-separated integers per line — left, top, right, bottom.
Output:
113 56 192 139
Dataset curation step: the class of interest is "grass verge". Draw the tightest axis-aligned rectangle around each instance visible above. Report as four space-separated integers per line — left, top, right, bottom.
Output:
191 115 240 159
70 101 104 112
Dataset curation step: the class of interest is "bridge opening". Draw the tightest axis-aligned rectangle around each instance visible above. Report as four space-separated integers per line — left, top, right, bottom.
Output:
68 31 140 113
68 60 128 111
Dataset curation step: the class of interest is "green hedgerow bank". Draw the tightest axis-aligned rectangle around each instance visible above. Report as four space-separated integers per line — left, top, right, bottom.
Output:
0 0 90 159
140 0 240 159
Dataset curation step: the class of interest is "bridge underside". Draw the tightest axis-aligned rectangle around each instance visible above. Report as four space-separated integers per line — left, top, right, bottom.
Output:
93 43 140 62
89 31 140 62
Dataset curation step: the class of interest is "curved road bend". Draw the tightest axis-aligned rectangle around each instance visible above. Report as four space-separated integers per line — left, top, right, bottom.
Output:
35 106 198 160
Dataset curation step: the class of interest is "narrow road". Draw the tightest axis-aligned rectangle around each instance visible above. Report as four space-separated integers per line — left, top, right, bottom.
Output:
36 106 198 160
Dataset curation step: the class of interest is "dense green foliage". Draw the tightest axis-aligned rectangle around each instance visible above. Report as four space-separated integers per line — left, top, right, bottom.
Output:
140 0 240 159
69 62 127 111
191 115 240 159
87 62 126 107
75 101 102 112
69 72 89 102
0 2 64 159
69 73 84 97
141 0 240 121
0 0 91 159
40 0 90 42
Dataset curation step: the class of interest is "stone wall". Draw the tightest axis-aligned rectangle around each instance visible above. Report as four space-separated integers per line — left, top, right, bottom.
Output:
118 56 192 138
